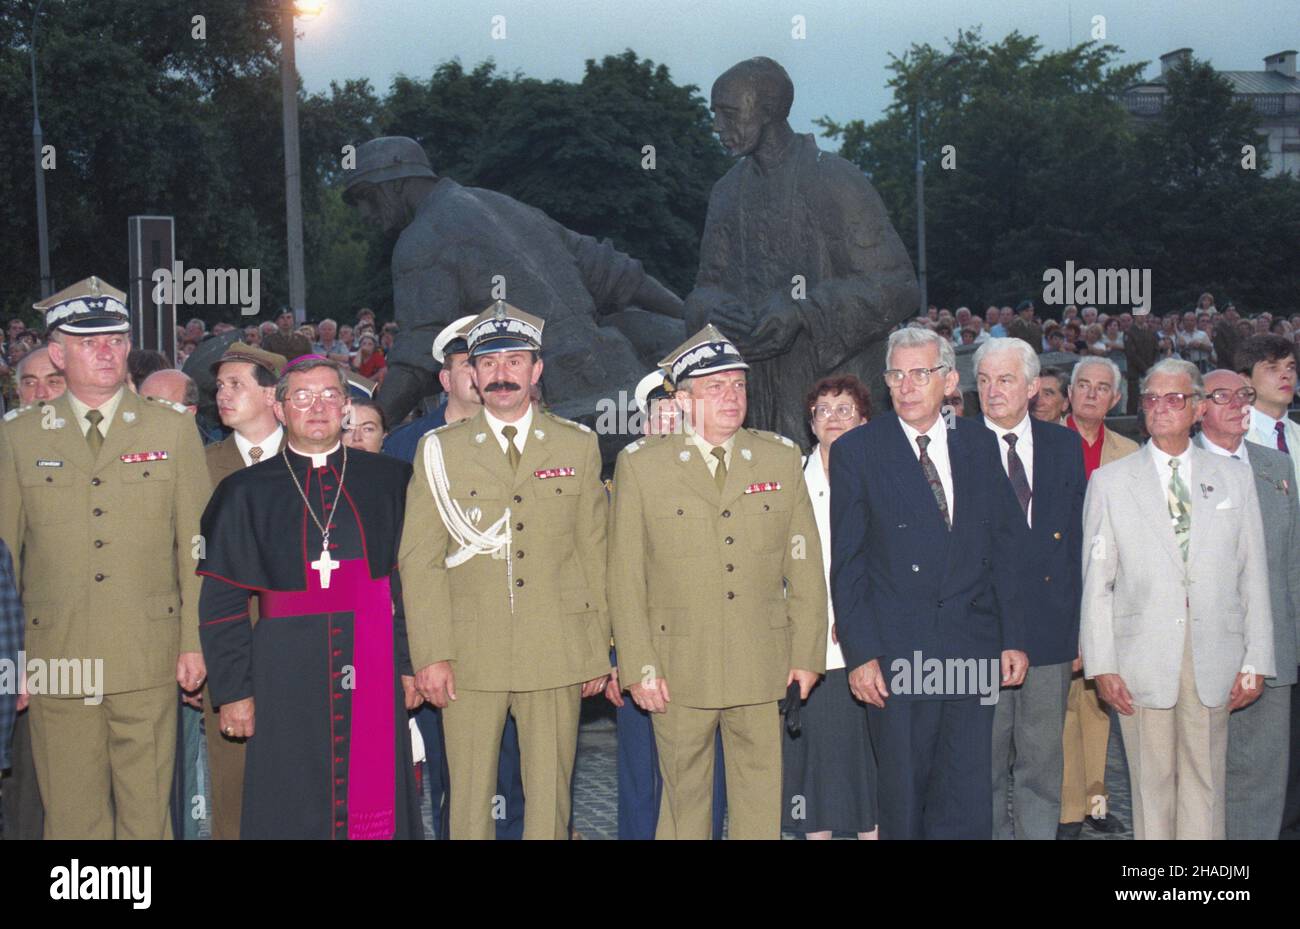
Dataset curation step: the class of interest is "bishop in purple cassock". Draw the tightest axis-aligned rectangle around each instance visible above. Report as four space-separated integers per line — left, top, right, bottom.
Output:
196 357 422 839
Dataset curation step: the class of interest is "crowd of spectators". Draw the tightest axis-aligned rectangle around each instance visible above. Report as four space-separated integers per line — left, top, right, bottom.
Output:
1 306 399 413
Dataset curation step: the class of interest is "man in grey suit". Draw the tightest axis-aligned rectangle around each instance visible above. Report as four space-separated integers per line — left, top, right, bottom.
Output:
1196 368 1300 839
1081 358 1273 840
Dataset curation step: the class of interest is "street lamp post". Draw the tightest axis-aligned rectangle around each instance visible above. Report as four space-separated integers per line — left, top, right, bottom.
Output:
30 0 52 298
279 2 307 323
914 54 960 316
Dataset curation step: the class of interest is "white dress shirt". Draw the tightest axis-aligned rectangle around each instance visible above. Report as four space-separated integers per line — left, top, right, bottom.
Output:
483 404 534 456
984 413 1034 526
67 387 125 439
899 415 955 523
1148 440 1193 493
803 448 844 670
234 425 284 467
1197 432 1245 459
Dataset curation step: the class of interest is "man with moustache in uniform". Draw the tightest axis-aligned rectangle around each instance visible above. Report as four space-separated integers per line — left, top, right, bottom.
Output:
401 301 611 839
609 325 826 839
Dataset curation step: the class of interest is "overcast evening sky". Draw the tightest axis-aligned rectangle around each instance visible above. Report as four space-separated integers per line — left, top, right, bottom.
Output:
290 0 1297 139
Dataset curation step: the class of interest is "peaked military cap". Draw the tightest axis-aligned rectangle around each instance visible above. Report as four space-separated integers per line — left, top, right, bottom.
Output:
659 324 749 384
35 276 130 335
432 314 477 363
465 300 544 357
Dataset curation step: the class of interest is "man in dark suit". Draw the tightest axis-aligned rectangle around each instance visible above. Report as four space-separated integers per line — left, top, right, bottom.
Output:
201 343 286 838
831 327 1028 839
975 338 1085 839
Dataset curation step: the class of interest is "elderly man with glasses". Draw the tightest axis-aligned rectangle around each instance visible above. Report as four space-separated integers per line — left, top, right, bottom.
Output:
1080 358 1273 839
1195 369 1300 839
830 327 1029 839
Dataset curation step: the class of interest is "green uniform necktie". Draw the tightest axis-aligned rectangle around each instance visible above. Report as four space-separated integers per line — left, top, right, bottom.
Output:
1167 458 1191 561
85 409 104 455
711 446 727 492
502 425 521 471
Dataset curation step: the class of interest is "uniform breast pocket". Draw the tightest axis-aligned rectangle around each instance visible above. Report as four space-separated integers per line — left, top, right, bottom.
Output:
744 496 791 554
648 502 709 559
118 461 175 519
534 479 582 533
17 467 77 525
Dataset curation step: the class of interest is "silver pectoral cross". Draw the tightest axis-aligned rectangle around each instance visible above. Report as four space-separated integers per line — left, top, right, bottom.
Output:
312 545 340 589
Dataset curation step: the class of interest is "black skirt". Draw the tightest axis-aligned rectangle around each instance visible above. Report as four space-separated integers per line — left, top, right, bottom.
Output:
781 668 878 834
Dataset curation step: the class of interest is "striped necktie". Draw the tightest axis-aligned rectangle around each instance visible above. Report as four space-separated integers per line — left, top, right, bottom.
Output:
1276 421 1289 455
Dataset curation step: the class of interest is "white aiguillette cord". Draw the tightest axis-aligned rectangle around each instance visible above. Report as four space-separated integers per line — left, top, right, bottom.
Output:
283 444 348 588
422 430 515 608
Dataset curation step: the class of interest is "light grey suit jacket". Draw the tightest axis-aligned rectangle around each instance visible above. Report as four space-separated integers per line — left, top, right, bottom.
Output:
1195 435 1300 686
1080 442 1274 708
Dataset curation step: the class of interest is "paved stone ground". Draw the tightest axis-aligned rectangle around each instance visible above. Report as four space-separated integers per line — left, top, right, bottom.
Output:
426 700 1135 841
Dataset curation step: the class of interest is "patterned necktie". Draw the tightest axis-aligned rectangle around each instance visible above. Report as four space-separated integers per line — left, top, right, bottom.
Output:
1003 433 1032 519
249 446 263 463
501 425 521 471
916 435 951 530
1276 421 1289 455
711 446 728 492
84 409 104 455
1166 458 1191 561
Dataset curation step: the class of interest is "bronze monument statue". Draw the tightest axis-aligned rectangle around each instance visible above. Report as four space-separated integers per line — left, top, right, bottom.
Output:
343 136 686 426
685 57 918 444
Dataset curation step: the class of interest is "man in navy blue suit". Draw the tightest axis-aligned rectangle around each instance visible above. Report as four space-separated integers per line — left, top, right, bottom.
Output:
975 338 1084 839
830 327 1028 839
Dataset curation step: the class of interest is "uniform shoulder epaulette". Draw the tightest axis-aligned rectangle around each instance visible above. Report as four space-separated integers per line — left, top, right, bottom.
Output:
747 427 797 449
431 419 459 434
623 438 646 455
541 409 594 434
144 395 190 415
2 404 35 423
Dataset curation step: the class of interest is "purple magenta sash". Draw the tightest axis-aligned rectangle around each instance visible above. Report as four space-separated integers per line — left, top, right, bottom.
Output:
260 559 396 840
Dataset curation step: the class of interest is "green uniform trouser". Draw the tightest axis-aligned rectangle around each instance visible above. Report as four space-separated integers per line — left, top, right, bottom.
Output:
29 683 176 840
653 701 782 840
442 684 581 839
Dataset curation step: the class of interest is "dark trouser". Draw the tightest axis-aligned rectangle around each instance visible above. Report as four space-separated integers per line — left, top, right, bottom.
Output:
1 711 44 840
617 694 726 839
412 703 524 840
868 695 995 839
1281 669 1300 839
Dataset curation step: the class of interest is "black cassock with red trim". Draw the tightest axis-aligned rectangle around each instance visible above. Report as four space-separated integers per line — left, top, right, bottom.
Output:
197 444 422 840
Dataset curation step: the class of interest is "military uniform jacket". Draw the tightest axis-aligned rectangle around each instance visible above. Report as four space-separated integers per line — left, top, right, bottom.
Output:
0 390 208 696
608 429 828 710
399 407 610 691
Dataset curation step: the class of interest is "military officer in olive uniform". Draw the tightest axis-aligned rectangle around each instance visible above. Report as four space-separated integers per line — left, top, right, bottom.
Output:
0 277 209 839
609 325 827 839
400 301 611 839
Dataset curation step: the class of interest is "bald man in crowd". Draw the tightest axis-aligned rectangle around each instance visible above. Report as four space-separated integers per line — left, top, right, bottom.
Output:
15 347 66 407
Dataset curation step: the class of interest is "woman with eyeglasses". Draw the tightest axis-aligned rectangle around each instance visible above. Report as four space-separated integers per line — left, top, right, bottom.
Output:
780 374 879 840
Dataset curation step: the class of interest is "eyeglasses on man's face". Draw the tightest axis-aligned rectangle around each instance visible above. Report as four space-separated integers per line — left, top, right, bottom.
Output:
287 387 347 411
1206 387 1257 406
883 365 948 388
1140 392 1198 412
